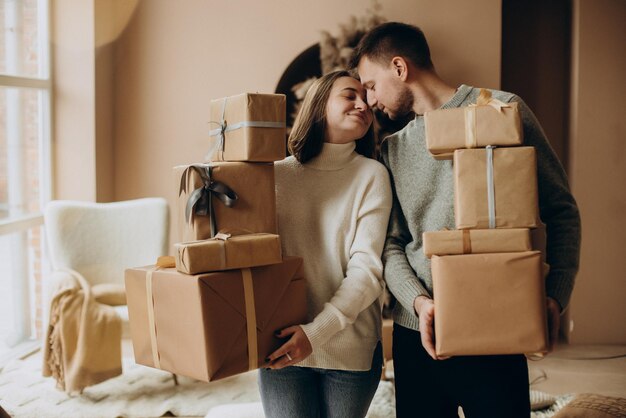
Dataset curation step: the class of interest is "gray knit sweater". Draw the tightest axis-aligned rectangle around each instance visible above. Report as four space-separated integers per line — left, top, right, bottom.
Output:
381 84 581 332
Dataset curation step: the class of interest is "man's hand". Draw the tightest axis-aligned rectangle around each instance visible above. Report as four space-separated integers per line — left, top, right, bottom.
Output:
546 297 562 353
265 326 313 369
414 296 449 360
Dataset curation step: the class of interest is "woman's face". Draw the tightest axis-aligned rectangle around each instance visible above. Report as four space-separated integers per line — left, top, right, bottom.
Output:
324 76 373 144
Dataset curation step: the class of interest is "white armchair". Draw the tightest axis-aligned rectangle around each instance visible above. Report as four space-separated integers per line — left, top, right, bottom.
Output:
43 198 169 336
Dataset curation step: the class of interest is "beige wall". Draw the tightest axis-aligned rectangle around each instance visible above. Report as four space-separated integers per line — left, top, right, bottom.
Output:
567 0 626 344
109 0 502 245
52 0 133 202
51 0 97 201
50 0 626 344
94 0 117 203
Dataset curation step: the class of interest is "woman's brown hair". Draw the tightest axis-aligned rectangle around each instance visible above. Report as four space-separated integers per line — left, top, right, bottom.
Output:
288 70 376 163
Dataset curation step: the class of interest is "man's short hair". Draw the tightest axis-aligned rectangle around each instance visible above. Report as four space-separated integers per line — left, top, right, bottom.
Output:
349 22 434 71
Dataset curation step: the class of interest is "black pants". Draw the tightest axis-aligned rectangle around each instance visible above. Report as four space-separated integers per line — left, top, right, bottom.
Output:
393 323 530 418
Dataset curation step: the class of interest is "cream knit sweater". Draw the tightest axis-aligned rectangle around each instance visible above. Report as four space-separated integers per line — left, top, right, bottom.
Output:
274 141 392 371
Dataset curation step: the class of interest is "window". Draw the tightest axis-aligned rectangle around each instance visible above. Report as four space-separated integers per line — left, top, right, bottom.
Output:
0 0 51 365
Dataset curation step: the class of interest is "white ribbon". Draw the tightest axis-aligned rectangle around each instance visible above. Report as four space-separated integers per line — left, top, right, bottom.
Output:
486 145 496 229
209 120 286 136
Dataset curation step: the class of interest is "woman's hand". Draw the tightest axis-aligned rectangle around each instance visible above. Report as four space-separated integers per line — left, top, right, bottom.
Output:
265 326 313 369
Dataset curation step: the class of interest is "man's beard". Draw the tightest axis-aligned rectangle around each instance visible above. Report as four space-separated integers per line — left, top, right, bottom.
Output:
388 87 414 120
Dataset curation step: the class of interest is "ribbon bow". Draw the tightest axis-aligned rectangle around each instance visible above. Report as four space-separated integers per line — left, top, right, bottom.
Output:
464 89 512 148
179 165 238 237
207 97 231 160
207 118 228 161
472 88 510 113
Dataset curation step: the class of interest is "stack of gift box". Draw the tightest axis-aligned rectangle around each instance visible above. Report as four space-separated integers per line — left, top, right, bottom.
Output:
423 89 549 357
125 93 309 382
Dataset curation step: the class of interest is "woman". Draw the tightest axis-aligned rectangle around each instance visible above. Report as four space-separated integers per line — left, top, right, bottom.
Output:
259 70 392 418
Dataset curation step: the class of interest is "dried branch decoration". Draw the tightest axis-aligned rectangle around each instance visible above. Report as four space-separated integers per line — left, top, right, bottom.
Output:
290 1 386 122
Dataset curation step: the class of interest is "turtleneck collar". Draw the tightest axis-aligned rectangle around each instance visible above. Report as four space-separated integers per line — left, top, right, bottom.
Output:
305 141 358 171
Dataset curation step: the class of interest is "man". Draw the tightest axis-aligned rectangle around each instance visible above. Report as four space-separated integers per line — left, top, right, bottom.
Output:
349 22 581 418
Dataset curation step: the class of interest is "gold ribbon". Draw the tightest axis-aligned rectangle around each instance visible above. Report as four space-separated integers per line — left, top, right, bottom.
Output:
213 233 231 269
157 256 176 268
475 88 510 111
145 259 258 371
462 229 472 254
241 268 258 371
176 232 240 272
464 107 477 148
211 229 255 269
145 256 177 369
206 229 256 270
145 266 162 368
464 89 511 149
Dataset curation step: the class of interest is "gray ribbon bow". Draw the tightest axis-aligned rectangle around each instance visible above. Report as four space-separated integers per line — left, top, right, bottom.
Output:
179 165 238 237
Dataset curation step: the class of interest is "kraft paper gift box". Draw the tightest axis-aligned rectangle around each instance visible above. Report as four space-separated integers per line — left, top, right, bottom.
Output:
531 222 548 264
125 256 307 382
206 93 286 162
454 146 540 229
424 89 523 160
432 251 548 356
175 233 282 274
423 228 532 258
174 162 277 242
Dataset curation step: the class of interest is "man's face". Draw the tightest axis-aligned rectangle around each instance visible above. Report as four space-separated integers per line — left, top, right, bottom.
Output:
357 56 414 120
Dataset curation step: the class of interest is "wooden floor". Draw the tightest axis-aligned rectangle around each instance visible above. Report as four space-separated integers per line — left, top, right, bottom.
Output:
528 343 626 398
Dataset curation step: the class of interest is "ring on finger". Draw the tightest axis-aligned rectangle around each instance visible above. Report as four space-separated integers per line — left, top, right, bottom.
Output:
285 353 293 361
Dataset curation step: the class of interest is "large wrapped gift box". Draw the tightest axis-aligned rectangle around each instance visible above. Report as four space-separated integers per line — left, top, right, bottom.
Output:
206 93 286 162
432 251 548 356
424 89 522 159
174 162 277 242
454 146 540 229
423 228 531 258
175 233 282 274
125 256 307 382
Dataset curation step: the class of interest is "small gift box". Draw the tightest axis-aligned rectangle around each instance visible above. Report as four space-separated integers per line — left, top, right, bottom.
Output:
175 233 282 274
207 93 286 162
454 146 540 229
422 228 532 258
432 251 548 356
424 89 523 160
174 162 277 242
125 256 307 381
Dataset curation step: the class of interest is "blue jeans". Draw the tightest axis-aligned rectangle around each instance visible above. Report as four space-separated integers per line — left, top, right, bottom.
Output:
258 342 383 418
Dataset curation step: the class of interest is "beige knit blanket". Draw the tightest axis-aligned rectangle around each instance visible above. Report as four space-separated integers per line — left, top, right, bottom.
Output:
42 269 122 393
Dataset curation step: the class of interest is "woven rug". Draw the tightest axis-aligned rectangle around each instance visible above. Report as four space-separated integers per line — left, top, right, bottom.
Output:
0 351 572 418
0 353 260 418
0 352 394 418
